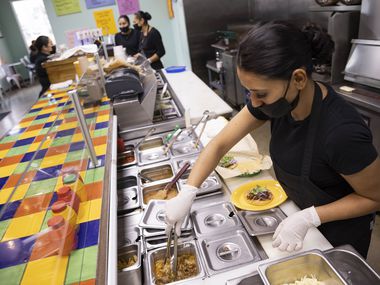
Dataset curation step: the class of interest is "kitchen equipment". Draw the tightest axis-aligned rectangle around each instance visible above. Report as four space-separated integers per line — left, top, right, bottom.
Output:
236 207 287 236
142 182 179 206
163 129 182 155
170 141 201 157
191 202 242 237
325 244 380 284
340 0 361 5
139 200 192 231
145 241 206 284
198 229 261 275
135 127 156 150
117 145 137 169
105 68 143 100
258 249 347 285
118 243 142 285
118 225 141 247
138 163 174 186
159 161 191 199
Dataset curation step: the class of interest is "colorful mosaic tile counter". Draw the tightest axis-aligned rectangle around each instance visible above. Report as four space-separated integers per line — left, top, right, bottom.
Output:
0 90 112 285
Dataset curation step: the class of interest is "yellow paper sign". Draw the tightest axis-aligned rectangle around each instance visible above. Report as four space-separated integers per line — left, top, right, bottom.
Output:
93 9 117 36
52 0 81 16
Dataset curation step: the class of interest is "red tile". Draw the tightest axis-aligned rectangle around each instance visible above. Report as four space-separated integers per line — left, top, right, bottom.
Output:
14 192 53 217
85 181 103 201
0 142 15 151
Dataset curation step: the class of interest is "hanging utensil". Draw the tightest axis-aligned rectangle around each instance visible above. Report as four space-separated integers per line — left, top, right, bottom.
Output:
159 161 191 199
172 225 178 279
163 129 182 155
134 127 156 150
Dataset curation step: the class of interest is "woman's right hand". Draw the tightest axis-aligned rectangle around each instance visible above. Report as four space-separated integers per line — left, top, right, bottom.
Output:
165 184 198 236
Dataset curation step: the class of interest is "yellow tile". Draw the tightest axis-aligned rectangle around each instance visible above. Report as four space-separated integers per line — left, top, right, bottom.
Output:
0 184 29 204
96 114 110 123
39 154 66 169
0 149 8 159
2 211 45 241
57 122 77 131
77 200 91 224
40 140 51 150
0 164 18 177
71 133 84 143
17 121 32 128
88 198 102 222
21 255 68 285
94 144 106 156
27 142 40 152
19 130 41 140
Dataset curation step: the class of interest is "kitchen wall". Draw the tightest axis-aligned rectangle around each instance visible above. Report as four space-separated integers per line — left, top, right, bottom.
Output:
0 0 191 72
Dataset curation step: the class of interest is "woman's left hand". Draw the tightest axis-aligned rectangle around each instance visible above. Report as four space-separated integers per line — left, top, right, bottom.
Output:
272 206 321 252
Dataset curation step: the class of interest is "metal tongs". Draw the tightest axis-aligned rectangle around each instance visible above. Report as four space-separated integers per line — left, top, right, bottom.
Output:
134 127 156 150
163 128 182 155
193 110 216 148
159 161 191 199
164 222 179 279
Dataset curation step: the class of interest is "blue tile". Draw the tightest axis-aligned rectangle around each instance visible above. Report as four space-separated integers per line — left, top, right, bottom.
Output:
43 122 53 128
57 102 66 107
87 155 105 169
69 141 85 152
0 235 36 269
35 113 50 120
55 128 75 138
77 220 99 249
55 120 63 125
0 200 21 221
55 97 63 101
0 177 9 190
13 137 35 148
95 122 108 130
85 113 96 119
48 192 58 208
34 149 47 160
21 152 35 163
29 107 42 113
33 165 62 182
100 101 109 106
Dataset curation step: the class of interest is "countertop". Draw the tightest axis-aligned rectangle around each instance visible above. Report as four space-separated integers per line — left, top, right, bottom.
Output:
163 69 234 122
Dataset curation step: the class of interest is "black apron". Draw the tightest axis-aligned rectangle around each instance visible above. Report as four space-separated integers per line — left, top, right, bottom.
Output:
271 83 374 258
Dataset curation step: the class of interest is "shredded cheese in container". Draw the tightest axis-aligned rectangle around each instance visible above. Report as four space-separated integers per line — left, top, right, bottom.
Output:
282 275 325 285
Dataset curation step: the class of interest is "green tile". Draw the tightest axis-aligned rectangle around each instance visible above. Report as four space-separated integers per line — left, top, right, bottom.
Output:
38 128 49 135
0 264 27 285
50 136 72 147
30 118 49 125
0 134 20 143
5 145 30 157
64 248 84 284
0 219 10 240
40 210 53 231
98 105 109 111
24 112 37 118
93 129 108 137
29 159 42 170
85 118 96 124
65 150 87 163
84 167 105 184
81 246 98 280
13 162 30 174
25 178 57 197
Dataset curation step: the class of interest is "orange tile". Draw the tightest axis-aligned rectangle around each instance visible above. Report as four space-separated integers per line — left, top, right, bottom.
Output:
97 110 109 116
91 136 107 146
14 193 53 217
26 124 44 132
0 154 23 167
80 279 96 285
61 160 88 173
85 181 103 200
34 134 46 143
45 145 70 157
0 142 15 151
3 173 23 188
20 116 36 123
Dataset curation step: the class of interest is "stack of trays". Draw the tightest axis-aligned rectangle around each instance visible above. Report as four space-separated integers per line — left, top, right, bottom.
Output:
139 200 194 251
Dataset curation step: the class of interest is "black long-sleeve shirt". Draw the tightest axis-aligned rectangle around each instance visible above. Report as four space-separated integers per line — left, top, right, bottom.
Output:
139 27 165 70
114 29 140 56
34 52 50 89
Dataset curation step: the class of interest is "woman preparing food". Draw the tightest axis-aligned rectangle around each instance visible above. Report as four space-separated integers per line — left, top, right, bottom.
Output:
165 21 380 258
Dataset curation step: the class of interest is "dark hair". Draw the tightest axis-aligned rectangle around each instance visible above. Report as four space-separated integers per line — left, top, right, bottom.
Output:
34 36 50 52
134 10 152 24
237 21 334 79
118 15 130 25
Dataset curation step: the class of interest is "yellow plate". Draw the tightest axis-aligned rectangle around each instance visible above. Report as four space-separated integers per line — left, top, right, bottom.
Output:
231 180 288 211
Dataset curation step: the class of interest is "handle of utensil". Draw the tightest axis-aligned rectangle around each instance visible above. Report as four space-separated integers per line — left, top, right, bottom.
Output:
135 127 156 149
163 129 182 155
192 110 209 131
195 118 208 148
172 223 178 278
165 161 191 191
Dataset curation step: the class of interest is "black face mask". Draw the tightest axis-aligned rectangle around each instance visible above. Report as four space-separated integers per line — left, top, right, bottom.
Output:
133 24 141 31
257 80 300 118
120 27 129 33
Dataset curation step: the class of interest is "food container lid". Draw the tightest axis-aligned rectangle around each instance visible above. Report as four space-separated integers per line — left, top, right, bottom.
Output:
57 185 72 197
47 215 65 229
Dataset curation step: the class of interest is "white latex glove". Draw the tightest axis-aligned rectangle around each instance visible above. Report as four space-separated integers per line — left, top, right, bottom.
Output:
272 206 321 252
165 184 197 236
